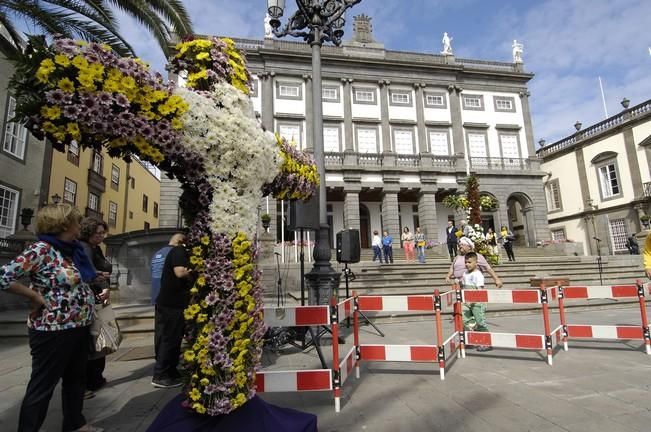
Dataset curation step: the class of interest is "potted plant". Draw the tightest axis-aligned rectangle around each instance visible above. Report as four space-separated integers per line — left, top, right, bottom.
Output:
641 214 650 229
261 213 271 230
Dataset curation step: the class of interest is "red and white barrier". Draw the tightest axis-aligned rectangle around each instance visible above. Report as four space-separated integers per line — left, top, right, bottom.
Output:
357 295 435 312
262 305 330 327
337 297 354 324
455 284 558 365
557 282 651 355
339 346 358 386
256 370 332 393
359 344 439 362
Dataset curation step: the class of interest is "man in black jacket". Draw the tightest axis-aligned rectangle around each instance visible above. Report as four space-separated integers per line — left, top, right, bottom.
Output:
446 220 459 262
152 232 192 388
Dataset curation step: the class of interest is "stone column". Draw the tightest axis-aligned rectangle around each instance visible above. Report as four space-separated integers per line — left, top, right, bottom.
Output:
521 206 536 247
414 82 428 154
342 78 354 152
519 91 536 159
417 191 438 241
343 189 361 232
260 72 275 132
448 85 464 156
304 74 313 151
381 188 400 247
379 79 392 154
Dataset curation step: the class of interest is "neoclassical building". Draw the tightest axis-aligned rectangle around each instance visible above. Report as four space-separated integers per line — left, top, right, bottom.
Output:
538 98 651 255
160 15 550 248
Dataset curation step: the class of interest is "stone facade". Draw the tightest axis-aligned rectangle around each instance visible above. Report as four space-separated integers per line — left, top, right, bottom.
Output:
160 17 550 249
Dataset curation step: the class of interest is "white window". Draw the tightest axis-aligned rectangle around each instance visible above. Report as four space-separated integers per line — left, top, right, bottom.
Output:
429 131 449 155
551 229 566 241
92 151 103 174
279 84 300 98
3 96 27 160
496 99 513 111
547 180 562 211
355 90 375 103
88 192 99 211
609 218 628 252
111 164 120 188
278 124 301 148
0 185 19 238
322 87 338 101
394 129 414 154
599 163 620 198
463 96 482 109
356 128 377 153
426 94 444 106
69 141 79 156
468 133 488 168
108 201 118 227
64 178 77 204
391 92 410 105
323 126 340 152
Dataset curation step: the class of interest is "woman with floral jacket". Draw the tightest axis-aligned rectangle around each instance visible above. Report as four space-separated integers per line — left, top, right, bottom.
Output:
0 204 103 432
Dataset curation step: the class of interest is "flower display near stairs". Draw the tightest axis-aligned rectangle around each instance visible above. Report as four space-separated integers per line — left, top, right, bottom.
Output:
9 35 318 416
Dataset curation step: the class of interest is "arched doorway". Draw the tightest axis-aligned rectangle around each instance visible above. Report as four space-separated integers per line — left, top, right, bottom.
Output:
359 203 371 248
505 192 536 247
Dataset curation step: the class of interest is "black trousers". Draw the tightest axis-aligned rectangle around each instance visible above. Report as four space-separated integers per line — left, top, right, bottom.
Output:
18 326 89 432
154 304 185 380
447 243 457 260
504 242 516 261
86 355 106 390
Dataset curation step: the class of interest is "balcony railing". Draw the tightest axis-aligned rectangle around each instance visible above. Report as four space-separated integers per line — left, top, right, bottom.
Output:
87 169 106 193
644 181 651 198
85 207 104 221
470 157 531 170
538 99 651 158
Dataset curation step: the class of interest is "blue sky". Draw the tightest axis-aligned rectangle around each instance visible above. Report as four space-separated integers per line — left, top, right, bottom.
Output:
113 0 649 144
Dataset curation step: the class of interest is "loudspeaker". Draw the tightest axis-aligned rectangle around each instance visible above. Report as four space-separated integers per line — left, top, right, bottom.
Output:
288 197 319 231
336 229 360 263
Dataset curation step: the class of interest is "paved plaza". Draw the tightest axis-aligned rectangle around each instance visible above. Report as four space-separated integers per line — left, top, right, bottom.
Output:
1 306 650 431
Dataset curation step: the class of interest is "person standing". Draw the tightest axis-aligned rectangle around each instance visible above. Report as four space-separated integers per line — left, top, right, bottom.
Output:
382 231 394 264
461 252 492 352
152 232 193 388
150 242 173 305
0 204 103 432
401 227 415 263
500 225 516 262
79 218 112 396
486 227 499 257
644 231 651 279
460 219 473 237
445 220 458 262
625 235 639 255
415 226 426 263
371 230 382 264
445 237 503 288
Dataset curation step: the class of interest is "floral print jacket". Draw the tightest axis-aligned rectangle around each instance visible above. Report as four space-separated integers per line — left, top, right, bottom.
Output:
0 241 95 331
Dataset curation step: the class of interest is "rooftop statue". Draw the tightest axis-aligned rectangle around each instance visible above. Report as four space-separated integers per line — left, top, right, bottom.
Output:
441 32 453 55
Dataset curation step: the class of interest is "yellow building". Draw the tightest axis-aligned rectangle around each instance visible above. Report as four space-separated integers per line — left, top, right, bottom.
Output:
48 143 161 234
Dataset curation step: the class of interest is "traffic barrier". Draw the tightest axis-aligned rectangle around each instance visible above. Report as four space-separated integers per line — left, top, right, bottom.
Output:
257 296 356 412
455 285 559 365
557 281 651 355
354 290 454 380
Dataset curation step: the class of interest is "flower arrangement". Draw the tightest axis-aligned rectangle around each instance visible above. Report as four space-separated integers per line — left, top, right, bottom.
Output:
9 36 187 165
9 35 319 416
262 134 319 201
170 36 251 94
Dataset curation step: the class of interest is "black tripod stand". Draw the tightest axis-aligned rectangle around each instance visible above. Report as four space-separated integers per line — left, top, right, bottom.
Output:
342 263 384 337
593 236 604 285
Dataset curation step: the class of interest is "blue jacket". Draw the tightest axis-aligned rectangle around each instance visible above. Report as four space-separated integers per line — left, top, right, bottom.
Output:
382 235 393 246
446 226 458 244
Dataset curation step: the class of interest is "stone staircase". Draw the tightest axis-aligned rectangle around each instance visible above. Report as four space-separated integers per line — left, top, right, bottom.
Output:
0 251 646 338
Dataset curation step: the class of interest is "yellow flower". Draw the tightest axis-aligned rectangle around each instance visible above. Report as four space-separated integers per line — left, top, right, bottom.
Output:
66 123 81 140
41 106 61 120
183 350 196 362
57 78 75 92
196 314 207 323
200 236 210 245
71 55 89 70
192 246 203 256
196 52 210 61
189 387 202 401
192 403 206 414
199 378 209 386
190 287 199 294
171 117 183 130
54 54 70 67
42 122 57 133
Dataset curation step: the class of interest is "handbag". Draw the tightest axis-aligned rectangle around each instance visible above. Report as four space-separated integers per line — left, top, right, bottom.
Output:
90 303 123 355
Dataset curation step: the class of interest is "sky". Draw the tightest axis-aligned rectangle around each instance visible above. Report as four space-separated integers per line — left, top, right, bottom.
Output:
112 0 650 145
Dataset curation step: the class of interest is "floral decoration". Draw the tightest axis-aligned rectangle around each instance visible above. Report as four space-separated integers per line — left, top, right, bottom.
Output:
170 36 252 94
262 134 319 201
10 35 319 416
9 36 188 165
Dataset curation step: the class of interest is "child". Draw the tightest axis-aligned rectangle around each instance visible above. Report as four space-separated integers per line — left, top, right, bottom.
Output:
371 230 382 263
462 252 492 352
382 231 394 264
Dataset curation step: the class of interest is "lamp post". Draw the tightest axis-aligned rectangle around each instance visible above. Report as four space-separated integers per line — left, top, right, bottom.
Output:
267 0 361 304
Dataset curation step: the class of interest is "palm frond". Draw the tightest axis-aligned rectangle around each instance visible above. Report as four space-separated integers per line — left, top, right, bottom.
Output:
0 11 24 59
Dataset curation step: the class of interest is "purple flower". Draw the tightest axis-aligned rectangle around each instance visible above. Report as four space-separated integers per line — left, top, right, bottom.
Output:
45 89 66 105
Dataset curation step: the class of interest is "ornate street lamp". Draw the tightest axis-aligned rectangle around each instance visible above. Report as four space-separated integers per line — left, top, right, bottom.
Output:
267 0 361 304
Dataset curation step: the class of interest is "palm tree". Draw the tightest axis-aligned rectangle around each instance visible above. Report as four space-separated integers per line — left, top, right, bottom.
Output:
0 0 193 59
